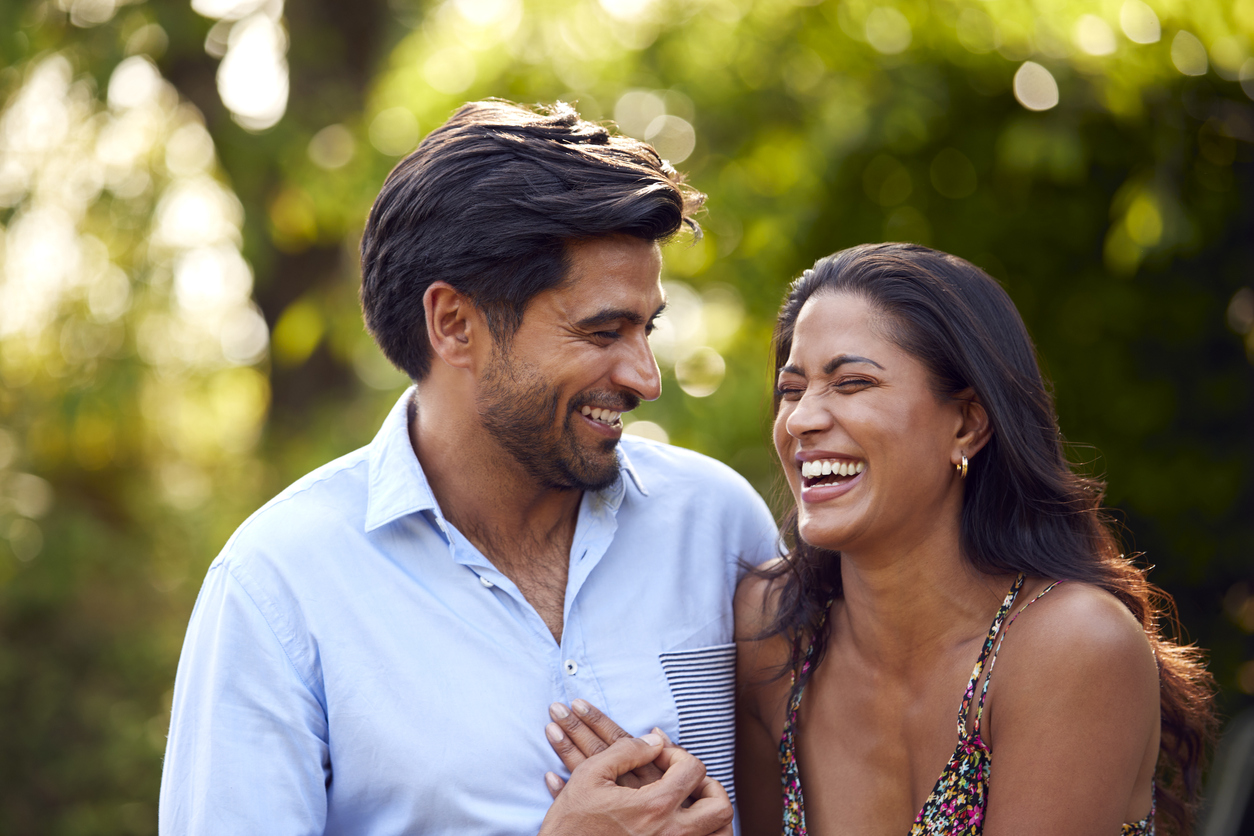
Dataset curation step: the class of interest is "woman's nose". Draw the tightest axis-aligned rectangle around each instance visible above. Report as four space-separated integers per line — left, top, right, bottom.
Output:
785 390 831 437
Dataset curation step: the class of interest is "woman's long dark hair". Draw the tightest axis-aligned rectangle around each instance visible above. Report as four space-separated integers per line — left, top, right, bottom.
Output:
765 243 1216 834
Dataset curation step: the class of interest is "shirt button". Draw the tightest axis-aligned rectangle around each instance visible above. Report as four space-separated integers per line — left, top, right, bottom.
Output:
564 659 578 675
479 576 494 588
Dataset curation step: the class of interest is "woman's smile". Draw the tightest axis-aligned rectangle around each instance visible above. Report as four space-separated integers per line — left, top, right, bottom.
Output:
795 453 867 503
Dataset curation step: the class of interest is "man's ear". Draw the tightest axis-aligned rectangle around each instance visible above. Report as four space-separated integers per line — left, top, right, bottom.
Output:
953 388 992 461
424 282 484 371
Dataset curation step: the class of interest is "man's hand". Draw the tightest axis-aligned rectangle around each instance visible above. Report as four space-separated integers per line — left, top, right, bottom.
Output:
538 734 734 836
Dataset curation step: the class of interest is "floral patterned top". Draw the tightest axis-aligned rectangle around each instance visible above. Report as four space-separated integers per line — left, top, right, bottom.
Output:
779 573 1154 836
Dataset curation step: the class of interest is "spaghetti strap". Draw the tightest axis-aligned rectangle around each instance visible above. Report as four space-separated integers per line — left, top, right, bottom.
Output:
956 574 1025 737
971 580 1064 736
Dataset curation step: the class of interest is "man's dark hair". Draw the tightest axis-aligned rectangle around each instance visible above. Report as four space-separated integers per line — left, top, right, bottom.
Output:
359 99 705 381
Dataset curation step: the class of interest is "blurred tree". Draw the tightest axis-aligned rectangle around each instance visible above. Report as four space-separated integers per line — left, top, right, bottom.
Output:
0 0 1251 832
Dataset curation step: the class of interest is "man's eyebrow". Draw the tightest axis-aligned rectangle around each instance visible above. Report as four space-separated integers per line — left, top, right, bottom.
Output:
779 355 884 377
575 302 667 330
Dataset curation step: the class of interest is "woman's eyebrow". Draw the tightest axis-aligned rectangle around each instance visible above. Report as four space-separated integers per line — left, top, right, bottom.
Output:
823 354 884 374
779 354 883 378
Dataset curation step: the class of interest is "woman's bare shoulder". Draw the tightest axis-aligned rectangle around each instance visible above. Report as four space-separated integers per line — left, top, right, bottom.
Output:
1013 581 1155 665
993 580 1159 721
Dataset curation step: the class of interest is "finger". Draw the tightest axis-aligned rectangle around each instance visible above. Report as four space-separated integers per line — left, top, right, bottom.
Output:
550 702 613 760
570 699 632 745
544 771 565 800
574 733 665 785
644 745 709 805
569 701 664 785
653 726 676 748
679 777 734 835
545 721 589 774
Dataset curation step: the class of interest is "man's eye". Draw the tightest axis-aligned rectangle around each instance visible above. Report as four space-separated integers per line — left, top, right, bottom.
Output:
594 331 620 341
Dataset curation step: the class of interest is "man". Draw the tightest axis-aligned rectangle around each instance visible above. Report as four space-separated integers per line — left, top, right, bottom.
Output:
159 100 778 835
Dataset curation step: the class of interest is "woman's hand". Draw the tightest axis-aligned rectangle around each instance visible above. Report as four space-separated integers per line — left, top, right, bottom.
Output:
543 699 674 796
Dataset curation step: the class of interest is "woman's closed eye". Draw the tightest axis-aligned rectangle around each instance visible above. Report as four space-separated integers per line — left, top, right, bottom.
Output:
775 384 805 400
834 376 874 391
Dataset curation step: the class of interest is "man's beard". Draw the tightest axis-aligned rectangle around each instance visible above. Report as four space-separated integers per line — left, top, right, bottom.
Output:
476 349 638 492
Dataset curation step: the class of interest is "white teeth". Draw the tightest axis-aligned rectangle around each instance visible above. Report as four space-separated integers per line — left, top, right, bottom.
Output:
800 458 866 480
581 406 622 426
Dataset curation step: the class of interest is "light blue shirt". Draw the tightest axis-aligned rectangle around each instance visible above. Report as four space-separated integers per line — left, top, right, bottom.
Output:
160 389 779 835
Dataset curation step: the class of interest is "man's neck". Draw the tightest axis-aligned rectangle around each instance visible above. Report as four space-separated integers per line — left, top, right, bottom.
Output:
407 391 583 641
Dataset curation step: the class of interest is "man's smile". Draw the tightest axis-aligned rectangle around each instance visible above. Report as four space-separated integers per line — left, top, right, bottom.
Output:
579 405 623 428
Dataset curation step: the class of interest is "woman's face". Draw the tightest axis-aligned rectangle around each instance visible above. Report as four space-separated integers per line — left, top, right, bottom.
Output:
773 291 970 555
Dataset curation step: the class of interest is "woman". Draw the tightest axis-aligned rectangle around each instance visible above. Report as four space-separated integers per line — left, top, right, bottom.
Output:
545 243 1215 835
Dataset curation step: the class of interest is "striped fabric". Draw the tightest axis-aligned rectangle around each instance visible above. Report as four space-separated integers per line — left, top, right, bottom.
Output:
659 642 738 802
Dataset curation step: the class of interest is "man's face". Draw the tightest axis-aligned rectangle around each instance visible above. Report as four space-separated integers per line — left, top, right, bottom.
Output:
476 235 665 491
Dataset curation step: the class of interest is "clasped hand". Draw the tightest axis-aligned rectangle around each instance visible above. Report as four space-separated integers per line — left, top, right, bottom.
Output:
537 699 734 836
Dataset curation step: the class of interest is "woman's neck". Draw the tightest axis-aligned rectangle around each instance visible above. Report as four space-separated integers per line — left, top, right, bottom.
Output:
834 539 1014 673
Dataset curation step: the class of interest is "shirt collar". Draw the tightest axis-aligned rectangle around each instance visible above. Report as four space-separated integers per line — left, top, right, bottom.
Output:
365 387 439 532
364 387 649 531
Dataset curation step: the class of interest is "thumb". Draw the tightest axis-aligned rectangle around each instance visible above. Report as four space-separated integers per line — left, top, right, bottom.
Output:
575 733 665 784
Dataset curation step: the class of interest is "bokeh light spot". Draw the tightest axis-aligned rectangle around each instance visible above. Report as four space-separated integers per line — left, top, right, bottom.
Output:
645 115 695 163
1119 0 1160 44
1074 15 1116 56
675 346 726 398
865 7 912 55
1241 59 1254 101
1171 31 1208 76
1013 62 1060 111
614 90 665 137
369 107 420 156
272 298 325 367
191 0 268 20
108 56 163 110
308 124 356 169
216 13 290 130
624 420 669 444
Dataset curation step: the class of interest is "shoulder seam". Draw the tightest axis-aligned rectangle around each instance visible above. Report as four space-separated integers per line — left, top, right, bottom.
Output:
223 563 325 710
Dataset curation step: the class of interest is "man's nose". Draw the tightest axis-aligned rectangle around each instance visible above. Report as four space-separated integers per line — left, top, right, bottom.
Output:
614 334 662 402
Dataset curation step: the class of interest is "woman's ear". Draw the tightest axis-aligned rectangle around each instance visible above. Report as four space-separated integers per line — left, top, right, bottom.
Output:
423 282 483 371
954 388 992 459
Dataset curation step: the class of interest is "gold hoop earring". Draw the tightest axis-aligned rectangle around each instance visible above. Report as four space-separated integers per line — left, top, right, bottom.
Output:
955 454 968 479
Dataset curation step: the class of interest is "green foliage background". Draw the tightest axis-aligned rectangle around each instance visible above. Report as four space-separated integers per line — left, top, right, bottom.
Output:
1 0 1252 831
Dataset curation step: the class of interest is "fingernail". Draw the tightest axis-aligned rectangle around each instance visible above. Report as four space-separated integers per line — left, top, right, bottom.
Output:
641 732 662 746
572 699 590 716
549 702 569 719
545 772 563 793
546 722 564 742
